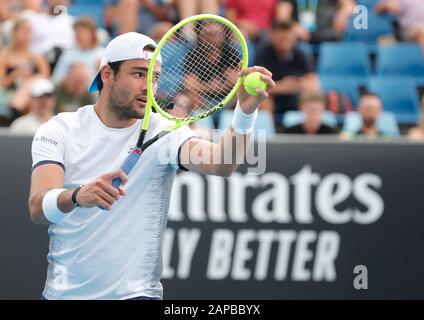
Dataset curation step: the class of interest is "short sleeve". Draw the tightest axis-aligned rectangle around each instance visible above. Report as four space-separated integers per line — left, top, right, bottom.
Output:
31 117 67 171
167 125 199 171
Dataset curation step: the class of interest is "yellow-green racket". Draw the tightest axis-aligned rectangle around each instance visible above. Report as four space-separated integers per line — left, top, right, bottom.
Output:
111 14 249 188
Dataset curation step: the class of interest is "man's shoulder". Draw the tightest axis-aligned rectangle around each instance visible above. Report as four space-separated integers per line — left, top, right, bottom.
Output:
39 105 94 133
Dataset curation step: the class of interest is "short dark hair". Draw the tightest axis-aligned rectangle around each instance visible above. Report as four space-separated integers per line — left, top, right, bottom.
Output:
360 92 381 100
97 61 124 92
299 91 326 106
272 19 295 31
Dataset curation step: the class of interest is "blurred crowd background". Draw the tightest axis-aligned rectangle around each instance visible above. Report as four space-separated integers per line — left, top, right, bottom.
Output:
1 0 424 140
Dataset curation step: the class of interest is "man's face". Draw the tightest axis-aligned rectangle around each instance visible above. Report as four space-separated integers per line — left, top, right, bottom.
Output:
271 28 296 56
107 59 161 120
30 94 55 113
302 100 325 125
359 96 382 127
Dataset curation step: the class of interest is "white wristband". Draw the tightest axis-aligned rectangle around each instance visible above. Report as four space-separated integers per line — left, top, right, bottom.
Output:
42 189 69 224
231 101 258 135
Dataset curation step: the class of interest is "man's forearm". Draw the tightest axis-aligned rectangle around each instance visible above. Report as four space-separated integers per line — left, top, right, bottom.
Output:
215 128 251 177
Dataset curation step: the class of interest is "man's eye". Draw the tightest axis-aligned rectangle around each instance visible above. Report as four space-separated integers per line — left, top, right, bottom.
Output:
134 72 144 77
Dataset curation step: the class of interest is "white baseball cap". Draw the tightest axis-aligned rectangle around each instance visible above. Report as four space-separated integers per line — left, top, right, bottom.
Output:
31 79 55 97
88 32 161 93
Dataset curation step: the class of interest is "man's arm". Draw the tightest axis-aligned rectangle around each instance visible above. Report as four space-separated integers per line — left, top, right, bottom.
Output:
180 67 275 177
29 165 128 225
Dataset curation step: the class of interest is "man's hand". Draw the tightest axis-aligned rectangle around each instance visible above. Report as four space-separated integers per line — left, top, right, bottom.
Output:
238 66 275 114
75 170 128 211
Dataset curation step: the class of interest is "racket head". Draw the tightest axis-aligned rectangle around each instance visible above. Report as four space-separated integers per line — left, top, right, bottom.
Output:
146 14 249 126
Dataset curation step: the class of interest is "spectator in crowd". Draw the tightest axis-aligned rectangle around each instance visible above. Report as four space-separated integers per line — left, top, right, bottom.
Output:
284 91 335 134
375 0 424 52
226 0 288 41
52 17 103 83
55 63 96 113
24 0 76 67
278 0 356 43
0 18 50 91
351 93 384 137
10 78 56 135
183 20 239 108
149 21 174 42
254 20 319 116
408 98 424 140
170 91 213 139
110 0 175 36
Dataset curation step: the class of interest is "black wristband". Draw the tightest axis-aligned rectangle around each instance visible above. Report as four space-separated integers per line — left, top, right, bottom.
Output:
71 185 83 208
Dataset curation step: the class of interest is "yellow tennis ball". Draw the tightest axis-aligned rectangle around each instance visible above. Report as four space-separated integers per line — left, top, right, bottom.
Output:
243 72 268 96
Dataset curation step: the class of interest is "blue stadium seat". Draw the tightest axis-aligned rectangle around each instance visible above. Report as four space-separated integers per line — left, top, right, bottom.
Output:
318 42 371 77
342 111 400 136
319 75 365 107
367 76 420 124
344 12 394 45
218 110 276 137
68 4 104 28
355 0 379 8
376 44 424 84
283 111 338 128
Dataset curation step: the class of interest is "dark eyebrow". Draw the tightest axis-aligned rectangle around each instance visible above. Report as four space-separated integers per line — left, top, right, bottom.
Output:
131 67 161 78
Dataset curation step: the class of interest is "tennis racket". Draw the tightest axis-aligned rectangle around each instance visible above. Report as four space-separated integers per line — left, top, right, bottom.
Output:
111 14 249 189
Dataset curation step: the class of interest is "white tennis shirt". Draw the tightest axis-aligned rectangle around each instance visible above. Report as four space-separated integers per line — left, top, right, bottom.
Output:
31 105 198 300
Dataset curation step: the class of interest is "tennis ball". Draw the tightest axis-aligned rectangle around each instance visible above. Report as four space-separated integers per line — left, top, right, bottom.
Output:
243 72 268 96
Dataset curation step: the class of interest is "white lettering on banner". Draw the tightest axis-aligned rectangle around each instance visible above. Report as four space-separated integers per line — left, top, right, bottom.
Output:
163 229 340 281
291 166 320 224
353 174 384 224
169 166 384 224
206 229 234 280
165 165 382 282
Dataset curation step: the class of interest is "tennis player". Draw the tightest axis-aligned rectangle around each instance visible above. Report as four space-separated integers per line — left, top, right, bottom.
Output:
29 32 275 300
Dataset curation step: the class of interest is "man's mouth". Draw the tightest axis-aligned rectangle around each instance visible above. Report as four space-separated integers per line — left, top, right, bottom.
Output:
136 97 147 102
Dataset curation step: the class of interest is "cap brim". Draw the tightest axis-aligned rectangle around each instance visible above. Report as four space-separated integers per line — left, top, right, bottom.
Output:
88 71 101 93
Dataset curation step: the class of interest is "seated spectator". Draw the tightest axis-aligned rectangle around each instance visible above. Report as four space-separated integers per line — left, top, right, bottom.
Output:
349 93 384 137
278 0 356 43
110 0 175 36
0 18 50 91
25 0 76 68
226 0 287 42
149 21 174 43
375 0 424 52
408 98 424 140
10 78 55 135
170 91 212 140
285 91 336 134
52 17 103 83
55 63 96 113
183 21 239 108
255 20 319 116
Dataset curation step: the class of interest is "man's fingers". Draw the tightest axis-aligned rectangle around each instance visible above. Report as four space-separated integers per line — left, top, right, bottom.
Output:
97 197 112 211
118 187 126 196
260 75 276 90
103 170 129 185
97 189 117 206
255 88 269 99
100 181 121 199
238 66 273 78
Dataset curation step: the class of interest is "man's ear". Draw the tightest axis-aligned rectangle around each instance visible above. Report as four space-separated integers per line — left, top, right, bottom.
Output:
100 65 114 87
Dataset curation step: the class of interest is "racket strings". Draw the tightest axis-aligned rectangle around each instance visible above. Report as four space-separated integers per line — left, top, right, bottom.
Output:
155 19 243 119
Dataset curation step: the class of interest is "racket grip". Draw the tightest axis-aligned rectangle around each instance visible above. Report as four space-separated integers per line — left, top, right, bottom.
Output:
112 149 142 189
